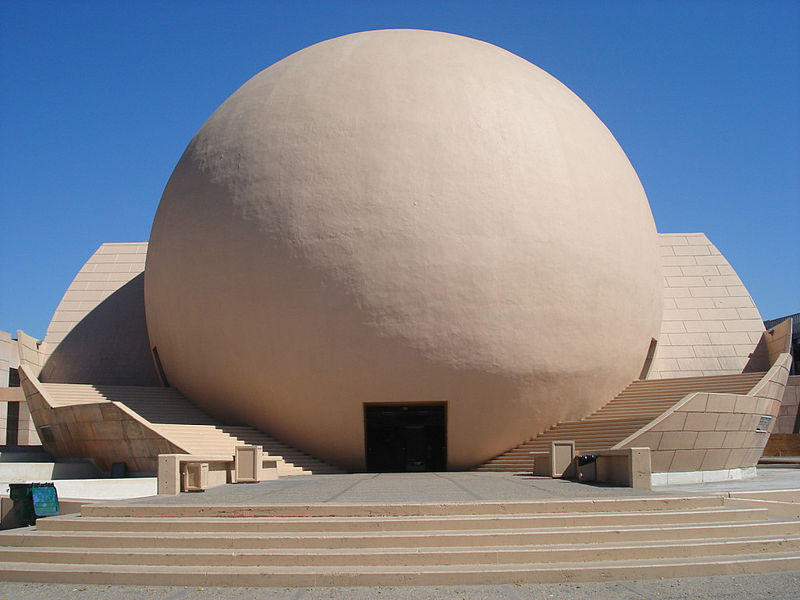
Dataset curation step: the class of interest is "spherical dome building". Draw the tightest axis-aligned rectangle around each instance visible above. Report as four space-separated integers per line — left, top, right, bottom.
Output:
144 29 663 471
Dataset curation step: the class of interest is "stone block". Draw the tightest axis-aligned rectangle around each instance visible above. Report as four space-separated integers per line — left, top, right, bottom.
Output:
725 285 751 297
722 431 748 449
736 307 762 320
666 276 707 288
684 234 710 245
681 393 708 412
708 331 753 345
726 448 748 468
675 297 715 309
698 308 740 320
661 235 689 245
713 296 754 308
723 319 766 333
694 431 727 449
702 275 741 287
234 445 263 483
661 321 686 333
681 265 719 276
689 286 728 298
122 420 146 439
666 332 712 346
669 449 706 471
91 420 124 440
158 455 181 495
734 396 757 414
663 287 691 297
72 404 104 423
684 321 725 333
629 431 662 449
651 450 675 472
663 308 701 320
684 412 719 431
659 431 698 451
662 255 696 266
656 346 696 359
700 449 732 471
674 246 710 256
693 345 734 358
550 440 576 479
742 447 762 467
715 412 744 431
706 395 736 412
678 357 721 371
653 412 687 432
718 356 748 370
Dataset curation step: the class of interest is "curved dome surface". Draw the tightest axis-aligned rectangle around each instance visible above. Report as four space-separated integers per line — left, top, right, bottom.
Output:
145 29 663 470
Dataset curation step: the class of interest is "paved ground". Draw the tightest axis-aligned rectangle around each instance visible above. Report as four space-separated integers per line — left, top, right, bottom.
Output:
114 471 666 507
104 468 800 508
1 572 799 600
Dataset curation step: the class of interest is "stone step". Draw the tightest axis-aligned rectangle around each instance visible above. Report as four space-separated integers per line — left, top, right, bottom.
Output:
8 520 797 550
34 507 770 533
0 552 796 586
3 536 797 567
40 382 342 475
79 496 727 518
477 370 768 470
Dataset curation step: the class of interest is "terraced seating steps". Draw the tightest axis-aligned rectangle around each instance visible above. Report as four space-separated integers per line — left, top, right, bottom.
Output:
478 371 766 472
0 495 797 585
41 383 342 476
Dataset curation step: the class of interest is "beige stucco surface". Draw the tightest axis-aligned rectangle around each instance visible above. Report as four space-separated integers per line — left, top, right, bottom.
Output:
0 331 12 387
19 366 181 472
619 353 791 473
773 376 800 434
649 233 768 379
39 243 159 386
145 30 662 470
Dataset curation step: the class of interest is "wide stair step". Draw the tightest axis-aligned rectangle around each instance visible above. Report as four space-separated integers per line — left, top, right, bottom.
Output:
0 496 797 585
477 371 766 472
41 383 342 476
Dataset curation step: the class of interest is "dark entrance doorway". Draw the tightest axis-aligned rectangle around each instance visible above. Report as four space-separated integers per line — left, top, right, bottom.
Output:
364 404 446 472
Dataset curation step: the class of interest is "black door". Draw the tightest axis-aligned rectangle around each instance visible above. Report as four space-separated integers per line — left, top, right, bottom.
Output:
364 404 446 472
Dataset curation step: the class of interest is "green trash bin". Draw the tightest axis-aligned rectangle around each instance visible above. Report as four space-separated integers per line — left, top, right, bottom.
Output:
8 483 59 528
32 482 59 517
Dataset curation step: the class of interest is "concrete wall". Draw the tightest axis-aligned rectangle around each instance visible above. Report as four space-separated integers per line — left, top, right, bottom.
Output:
764 317 793 367
0 331 10 386
15 330 42 375
649 233 768 379
620 353 791 474
772 375 800 434
0 399 40 446
1 331 41 446
19 366 182 473
39 243 159 386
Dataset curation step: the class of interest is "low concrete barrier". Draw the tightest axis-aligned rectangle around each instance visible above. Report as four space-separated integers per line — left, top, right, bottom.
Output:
533 443 652 490
157 446 278 495
577 447 652 490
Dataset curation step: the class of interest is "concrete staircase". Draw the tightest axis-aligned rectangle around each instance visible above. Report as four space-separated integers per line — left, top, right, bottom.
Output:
41 383 342 476
0 495 797 585
478 372 766 473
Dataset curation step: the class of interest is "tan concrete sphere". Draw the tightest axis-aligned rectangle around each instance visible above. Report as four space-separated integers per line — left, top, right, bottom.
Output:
145 29 663 471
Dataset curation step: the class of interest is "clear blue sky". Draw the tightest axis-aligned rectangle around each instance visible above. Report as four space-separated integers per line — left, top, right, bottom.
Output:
2 1 798 339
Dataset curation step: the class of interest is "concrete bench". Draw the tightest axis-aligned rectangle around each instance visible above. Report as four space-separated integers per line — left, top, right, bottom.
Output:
157 446 279 495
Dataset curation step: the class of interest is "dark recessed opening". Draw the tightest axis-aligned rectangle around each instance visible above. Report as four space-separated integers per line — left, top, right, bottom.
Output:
364 404 446 472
